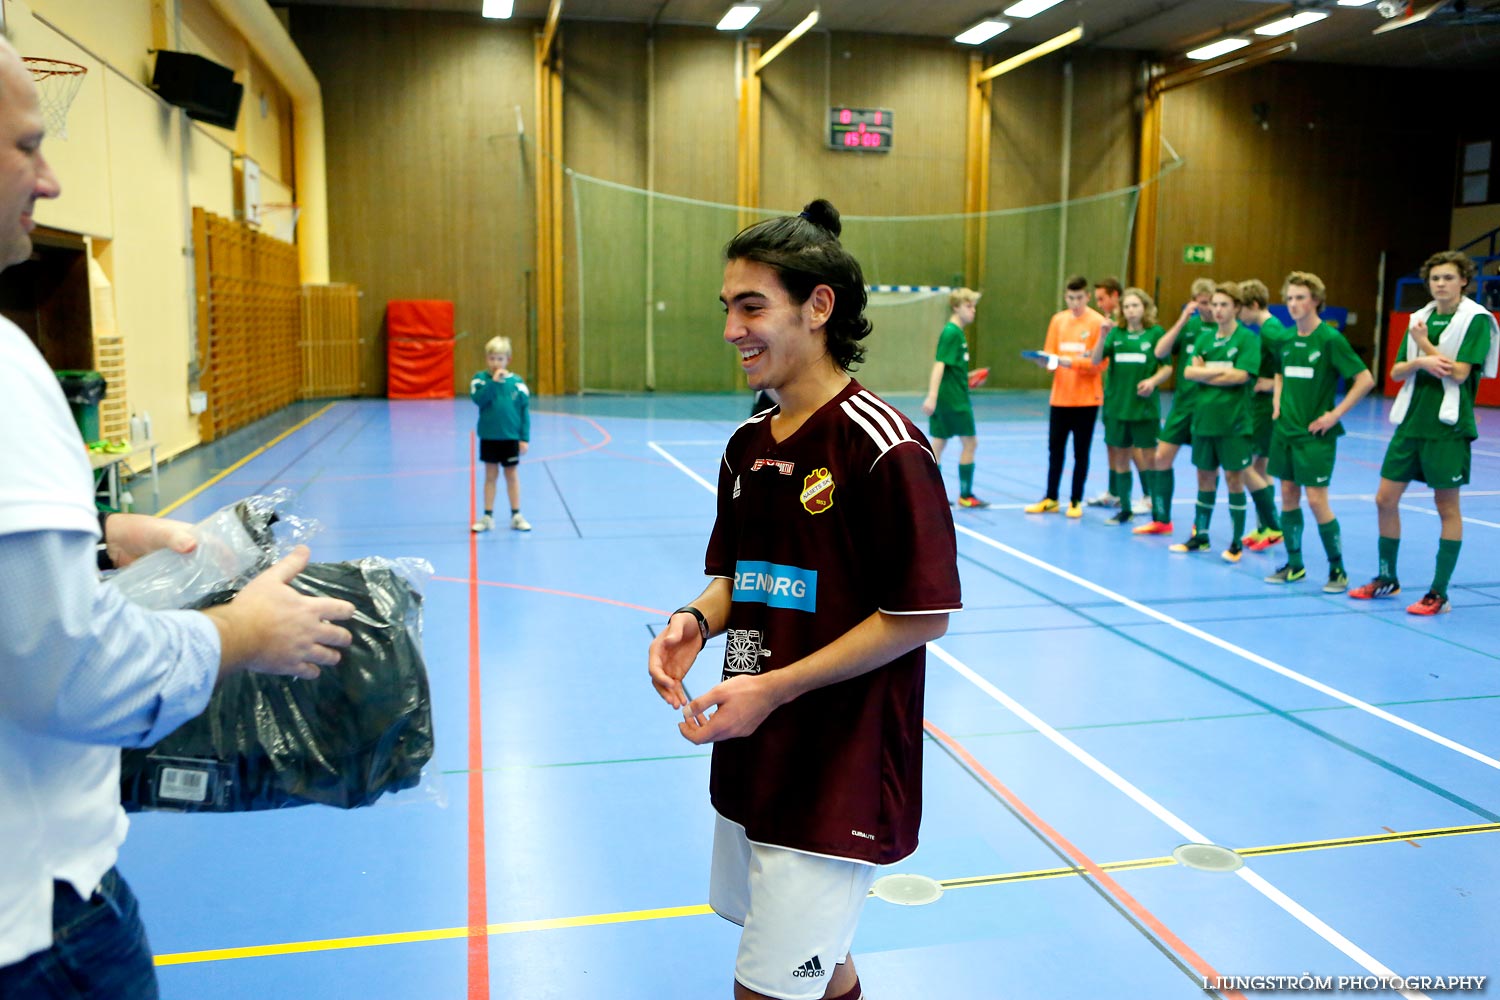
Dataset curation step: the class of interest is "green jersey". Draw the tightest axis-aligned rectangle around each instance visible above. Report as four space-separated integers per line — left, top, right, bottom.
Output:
1397 313 1492 440
1101 324 1163 421
1189 322 1261 437
934 321 972 413
1274 321 1367 441
1169 314 1210 407
1256 314 1292 379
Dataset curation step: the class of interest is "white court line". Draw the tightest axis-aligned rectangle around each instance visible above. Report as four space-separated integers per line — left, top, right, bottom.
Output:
647 441 718 493
953 523 1500 771
1398 503 1500 530
928 642 1429 999
654 439 1432 996
1345 430 1500 461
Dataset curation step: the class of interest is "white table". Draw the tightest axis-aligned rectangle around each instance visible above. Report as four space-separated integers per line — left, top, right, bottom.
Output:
89 440 159 510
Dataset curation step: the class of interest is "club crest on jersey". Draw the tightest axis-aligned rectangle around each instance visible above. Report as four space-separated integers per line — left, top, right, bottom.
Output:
752 458 795 475
800 467 835 514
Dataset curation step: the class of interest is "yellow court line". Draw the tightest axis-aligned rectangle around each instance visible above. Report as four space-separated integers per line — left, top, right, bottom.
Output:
153 822 1498 967
154 904 713 966
156 404 337 517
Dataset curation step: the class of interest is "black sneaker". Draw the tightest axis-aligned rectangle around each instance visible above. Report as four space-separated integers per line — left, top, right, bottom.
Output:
1105 510 1133 525
1322 567 1348 593
1264 564 1307 584
1169 533 1211 553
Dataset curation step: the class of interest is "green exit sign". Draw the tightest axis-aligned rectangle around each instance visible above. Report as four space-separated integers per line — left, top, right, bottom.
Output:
1183 244 1214 265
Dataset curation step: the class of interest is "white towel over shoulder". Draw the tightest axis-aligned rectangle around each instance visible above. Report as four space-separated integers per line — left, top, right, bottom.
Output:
1389 297 1499 426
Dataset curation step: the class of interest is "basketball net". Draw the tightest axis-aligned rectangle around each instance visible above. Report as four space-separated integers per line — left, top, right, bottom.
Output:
257 202 301 244
24 57 87 141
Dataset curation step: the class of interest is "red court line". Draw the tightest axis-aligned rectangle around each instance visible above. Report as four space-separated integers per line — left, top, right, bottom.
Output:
923 719 1245 1000
466 435 490 997
434 576 667 617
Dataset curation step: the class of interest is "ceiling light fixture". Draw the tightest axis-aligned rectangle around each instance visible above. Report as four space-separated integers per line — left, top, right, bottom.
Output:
481 0 514 18
955 19 1011 44
1003 0 1067 17
1255 10 1328 35
1185 37 1252 60
717 4 762 31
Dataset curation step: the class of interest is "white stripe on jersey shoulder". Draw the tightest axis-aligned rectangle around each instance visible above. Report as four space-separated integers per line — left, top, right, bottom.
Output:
841 391 932 469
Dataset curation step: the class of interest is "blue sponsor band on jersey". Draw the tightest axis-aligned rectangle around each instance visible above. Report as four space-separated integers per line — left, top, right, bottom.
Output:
733 561 818 611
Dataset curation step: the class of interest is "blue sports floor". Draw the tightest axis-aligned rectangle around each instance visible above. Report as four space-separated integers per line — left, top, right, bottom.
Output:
117 389 1500 999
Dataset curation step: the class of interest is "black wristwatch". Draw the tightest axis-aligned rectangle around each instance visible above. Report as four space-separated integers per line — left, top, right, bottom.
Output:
97 510 115 571
672 606 710 647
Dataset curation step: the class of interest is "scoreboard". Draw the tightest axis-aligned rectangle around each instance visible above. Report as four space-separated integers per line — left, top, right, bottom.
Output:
827 107 893 152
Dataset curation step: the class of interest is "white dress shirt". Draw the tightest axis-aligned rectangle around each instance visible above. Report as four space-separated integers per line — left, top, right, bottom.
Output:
0 318 220 967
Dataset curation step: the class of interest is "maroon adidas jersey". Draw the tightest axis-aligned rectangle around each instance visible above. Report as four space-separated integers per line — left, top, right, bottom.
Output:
704 379 962 864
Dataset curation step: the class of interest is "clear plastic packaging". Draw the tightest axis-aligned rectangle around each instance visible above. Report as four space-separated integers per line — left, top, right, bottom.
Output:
108 490 316 611
120 556 438 812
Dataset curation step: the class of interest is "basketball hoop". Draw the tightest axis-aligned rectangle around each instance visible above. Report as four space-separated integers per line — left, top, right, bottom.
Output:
24 57 87 141
256 202 301 244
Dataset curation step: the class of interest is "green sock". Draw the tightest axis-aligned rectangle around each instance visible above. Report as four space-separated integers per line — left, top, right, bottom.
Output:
1138 468 1151 500
1228 491 1247 543
1317 517 1342 569
1156 468 1175 523
959 463 974 498
1194 489 1216 535
1282 508 1305 570
1251 485 1281 533
1112 470 1132 516
1377 536 1400 581
1432 538 1461 598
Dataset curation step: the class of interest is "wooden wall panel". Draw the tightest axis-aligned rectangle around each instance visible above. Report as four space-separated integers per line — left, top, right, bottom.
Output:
1152 62 1486 364
291 8 536 397
759 33 969 217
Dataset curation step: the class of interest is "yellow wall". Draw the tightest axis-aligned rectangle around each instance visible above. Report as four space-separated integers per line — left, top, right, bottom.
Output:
8 0 299 461
1452 204 1500 251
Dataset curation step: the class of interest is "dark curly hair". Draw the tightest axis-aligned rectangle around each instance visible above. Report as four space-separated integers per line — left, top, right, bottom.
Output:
724 198 872 371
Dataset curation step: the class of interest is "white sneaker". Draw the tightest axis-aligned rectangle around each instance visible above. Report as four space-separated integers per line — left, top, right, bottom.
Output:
1085 491 1119 508
510 512 532 531
471 514 494 532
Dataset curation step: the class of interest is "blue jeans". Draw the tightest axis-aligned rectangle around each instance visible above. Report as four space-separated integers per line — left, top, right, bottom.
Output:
0 867 159 999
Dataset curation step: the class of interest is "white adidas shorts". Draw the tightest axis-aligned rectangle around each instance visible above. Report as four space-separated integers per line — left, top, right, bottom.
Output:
709 812 878 1000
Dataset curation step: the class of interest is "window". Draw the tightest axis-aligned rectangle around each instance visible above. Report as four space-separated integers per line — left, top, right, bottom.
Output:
1458 139 1492 206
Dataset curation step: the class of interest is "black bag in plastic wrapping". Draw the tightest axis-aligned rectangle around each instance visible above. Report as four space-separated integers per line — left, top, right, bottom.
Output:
120 559 435 812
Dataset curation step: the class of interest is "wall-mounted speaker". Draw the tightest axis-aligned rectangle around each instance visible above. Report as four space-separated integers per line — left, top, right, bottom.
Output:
150 50 243 130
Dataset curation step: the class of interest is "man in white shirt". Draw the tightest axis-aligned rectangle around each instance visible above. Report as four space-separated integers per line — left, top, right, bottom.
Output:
0 34 356 998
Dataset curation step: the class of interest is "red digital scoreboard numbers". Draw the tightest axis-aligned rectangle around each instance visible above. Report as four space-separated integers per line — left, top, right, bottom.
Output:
827 107 893 152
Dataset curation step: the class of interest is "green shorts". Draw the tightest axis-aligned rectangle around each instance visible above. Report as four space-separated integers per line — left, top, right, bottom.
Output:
1380 433 1471 488
1251 395 1274 456
1160 402 1193 446
928 405 976 440
1266 430 1337 487
1103 416 1159 450
1192 433 1253 472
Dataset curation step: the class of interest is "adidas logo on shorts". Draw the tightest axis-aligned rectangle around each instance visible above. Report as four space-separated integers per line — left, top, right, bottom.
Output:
792 955 827 979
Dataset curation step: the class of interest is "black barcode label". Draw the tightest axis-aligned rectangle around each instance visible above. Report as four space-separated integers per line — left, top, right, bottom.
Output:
159 767 210 803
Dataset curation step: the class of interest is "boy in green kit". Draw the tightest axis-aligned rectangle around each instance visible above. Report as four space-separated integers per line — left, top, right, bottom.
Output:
1263 272 1374 591
470 336 532 532
1090 287 1167 524
1350 251 1499 615
1238 278 1290 551
922 288 989 508
1170 281 1260 562
1134 277 1216 536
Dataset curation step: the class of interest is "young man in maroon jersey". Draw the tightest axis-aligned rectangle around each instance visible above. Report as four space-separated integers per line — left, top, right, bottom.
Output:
648 199 962 1000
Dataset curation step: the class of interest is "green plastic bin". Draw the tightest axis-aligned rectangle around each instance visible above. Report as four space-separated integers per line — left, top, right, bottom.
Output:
56 369 107 443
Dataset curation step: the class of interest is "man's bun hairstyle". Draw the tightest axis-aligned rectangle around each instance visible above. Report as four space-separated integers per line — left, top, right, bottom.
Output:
725 198 872 371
